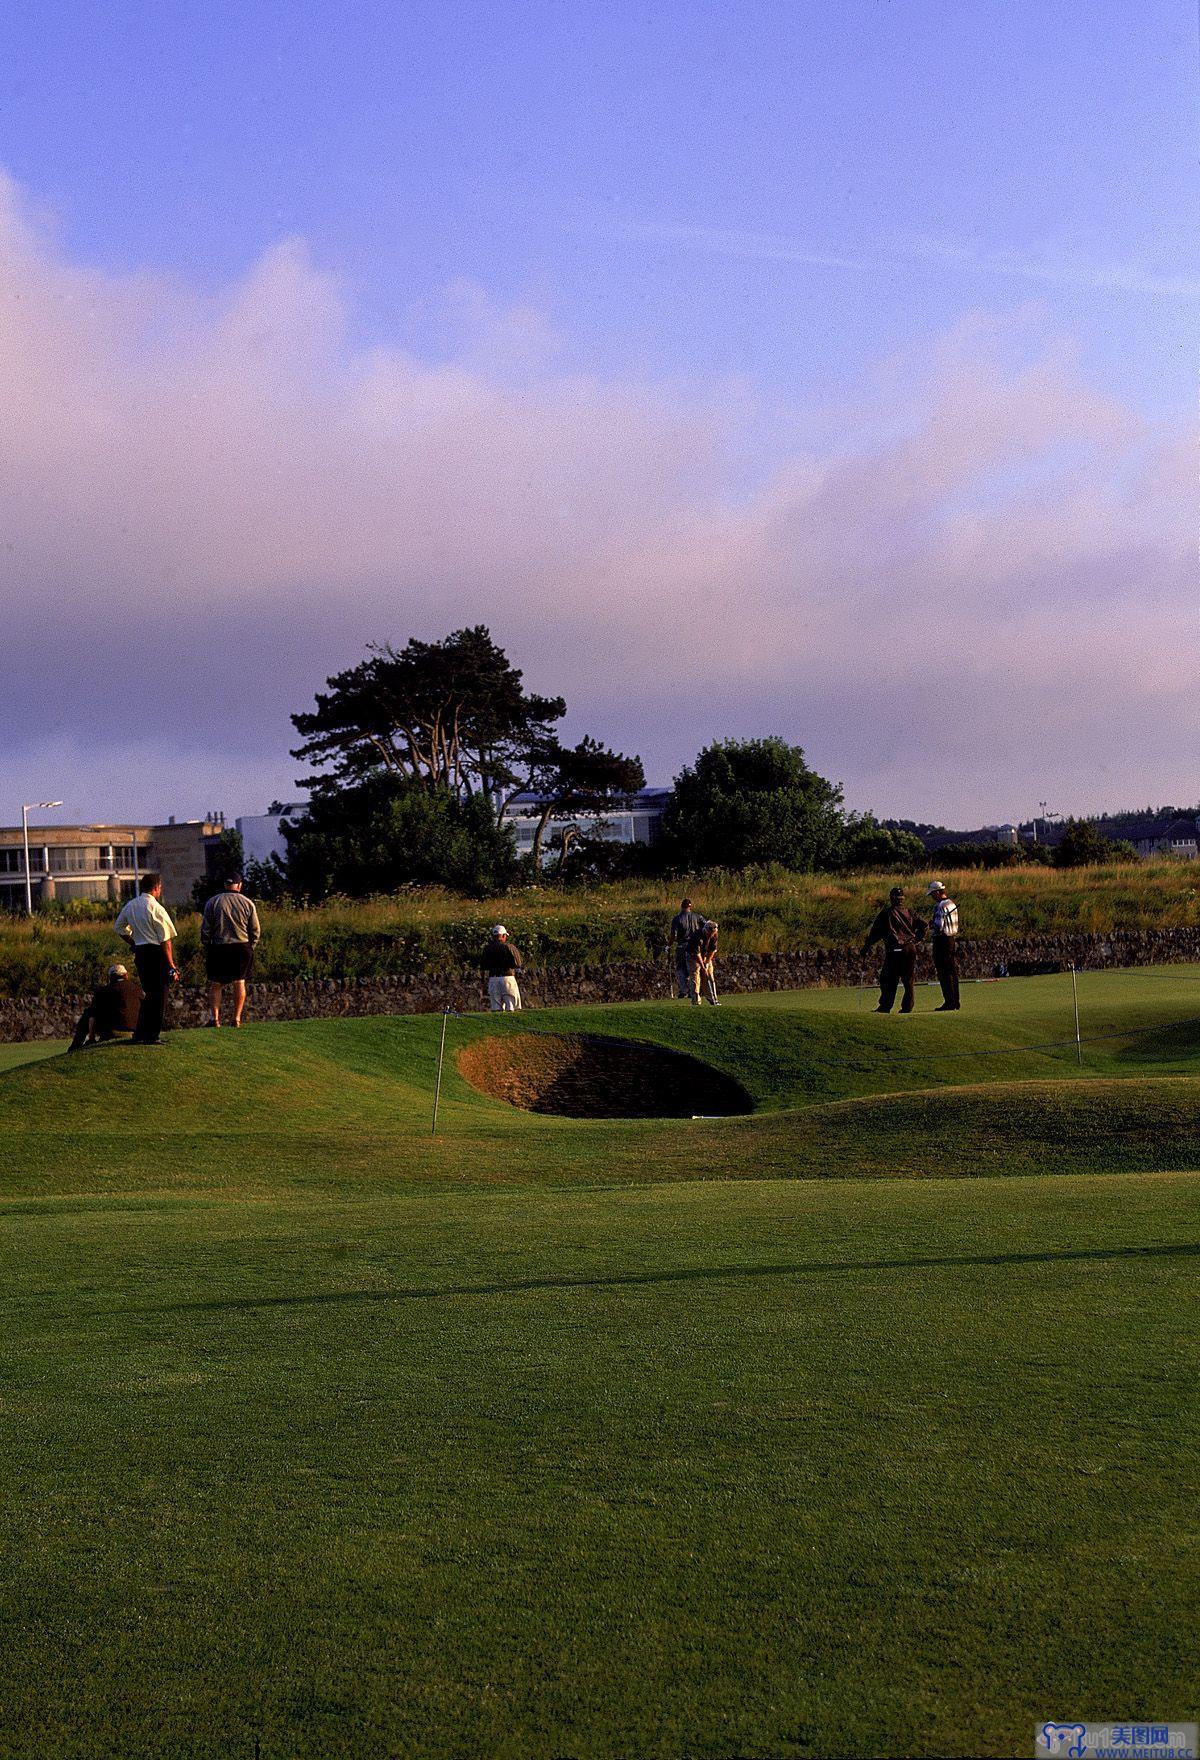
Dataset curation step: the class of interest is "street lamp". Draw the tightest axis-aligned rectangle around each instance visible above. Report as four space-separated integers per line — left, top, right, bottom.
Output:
21 801 63 916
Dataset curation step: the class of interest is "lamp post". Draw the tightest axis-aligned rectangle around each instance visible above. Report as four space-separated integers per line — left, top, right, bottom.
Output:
21 801 63 916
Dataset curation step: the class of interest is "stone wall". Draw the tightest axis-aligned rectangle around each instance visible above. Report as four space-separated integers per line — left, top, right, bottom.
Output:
4 926 1199 1044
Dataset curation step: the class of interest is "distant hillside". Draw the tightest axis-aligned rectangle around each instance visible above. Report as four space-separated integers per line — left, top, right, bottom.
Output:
885 808 1200 854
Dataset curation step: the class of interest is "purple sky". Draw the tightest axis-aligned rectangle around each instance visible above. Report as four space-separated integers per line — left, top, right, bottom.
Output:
1 2 1196 829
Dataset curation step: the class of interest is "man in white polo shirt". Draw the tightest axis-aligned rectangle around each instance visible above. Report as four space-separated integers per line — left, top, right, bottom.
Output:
114 872 181 1045
927 880 961 1011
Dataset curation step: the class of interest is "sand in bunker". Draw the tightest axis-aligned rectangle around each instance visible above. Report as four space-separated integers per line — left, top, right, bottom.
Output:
457 1032 754 1120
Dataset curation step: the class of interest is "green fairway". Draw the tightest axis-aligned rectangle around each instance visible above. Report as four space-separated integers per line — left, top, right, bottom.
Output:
0 1037 66 1072
2 971 1197 1757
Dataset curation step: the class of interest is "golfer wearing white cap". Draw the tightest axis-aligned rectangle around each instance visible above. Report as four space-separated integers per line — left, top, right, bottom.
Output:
480 924 522 1011
927 881 961 1011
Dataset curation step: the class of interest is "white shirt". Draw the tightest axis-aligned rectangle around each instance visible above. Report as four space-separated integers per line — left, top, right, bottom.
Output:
114 893 178 946
931 897 959 937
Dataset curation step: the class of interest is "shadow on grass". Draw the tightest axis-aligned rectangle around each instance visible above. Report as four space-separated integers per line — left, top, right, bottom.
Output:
158 1240 1200 1313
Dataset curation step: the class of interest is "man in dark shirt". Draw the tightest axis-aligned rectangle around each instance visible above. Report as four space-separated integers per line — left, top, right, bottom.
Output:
861 887 926 1014
68 964 144 1051
480 925 522 1011
668 897 705 999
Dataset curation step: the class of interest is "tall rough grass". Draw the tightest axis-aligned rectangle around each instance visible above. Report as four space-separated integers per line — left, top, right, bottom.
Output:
1 862 1195 999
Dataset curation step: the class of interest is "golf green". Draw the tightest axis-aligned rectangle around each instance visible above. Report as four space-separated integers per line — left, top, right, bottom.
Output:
2 970 1196 1757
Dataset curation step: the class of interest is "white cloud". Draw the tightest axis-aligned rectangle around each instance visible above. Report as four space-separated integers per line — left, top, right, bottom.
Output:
0 169 1193 826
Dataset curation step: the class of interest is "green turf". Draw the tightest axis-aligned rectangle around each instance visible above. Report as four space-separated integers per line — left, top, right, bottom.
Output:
0 1037 66 1072
1 972 1196 1757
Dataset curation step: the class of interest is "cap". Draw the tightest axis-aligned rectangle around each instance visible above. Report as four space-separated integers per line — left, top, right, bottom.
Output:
927 880 947 895
492 924 507 937
889 885 905 898
226 873 244 886
108 963 128 980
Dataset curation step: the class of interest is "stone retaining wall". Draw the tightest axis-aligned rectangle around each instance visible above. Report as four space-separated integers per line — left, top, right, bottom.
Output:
4 927 1198 1044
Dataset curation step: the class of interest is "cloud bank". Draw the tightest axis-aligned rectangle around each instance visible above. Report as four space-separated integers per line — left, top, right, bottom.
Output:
1 169 1193 826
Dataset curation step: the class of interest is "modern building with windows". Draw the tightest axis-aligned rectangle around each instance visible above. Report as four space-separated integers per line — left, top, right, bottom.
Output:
503 787 671 862
0 817 228 911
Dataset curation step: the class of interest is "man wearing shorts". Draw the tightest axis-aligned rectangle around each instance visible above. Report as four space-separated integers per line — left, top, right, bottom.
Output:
200 873 261 1028
481 925 522 1011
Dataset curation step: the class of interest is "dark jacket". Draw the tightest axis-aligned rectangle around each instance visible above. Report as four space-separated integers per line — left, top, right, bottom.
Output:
669 909 705 953
862 905 925 956
69 977 143 1050
480 938 521 977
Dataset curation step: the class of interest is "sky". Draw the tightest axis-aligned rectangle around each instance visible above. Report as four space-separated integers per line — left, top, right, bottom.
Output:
1 0 1196 830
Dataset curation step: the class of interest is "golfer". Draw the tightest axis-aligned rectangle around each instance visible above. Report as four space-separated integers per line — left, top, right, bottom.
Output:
687 918 721 1006
861 886 925 1015
113 873 180 1045
200 873 261 1028
481 925 522 1011
668 896 706 999
927 880 961 1011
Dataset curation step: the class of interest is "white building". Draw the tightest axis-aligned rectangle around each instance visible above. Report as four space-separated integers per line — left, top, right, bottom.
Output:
503 788 671 863
236 803 307 870
236 788 671 874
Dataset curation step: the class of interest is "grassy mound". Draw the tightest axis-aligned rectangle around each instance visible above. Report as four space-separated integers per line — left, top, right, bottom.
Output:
1 967 1196 1196
456 1030 754 1118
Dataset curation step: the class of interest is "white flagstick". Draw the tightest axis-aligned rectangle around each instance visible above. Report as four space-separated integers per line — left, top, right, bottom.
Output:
431 1009 450 1136
1070 964 1083 1067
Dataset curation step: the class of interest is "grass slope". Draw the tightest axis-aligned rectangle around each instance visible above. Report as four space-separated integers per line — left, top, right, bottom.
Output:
4 969 1197 1195
4 858 1198 996
1 974 1196 1757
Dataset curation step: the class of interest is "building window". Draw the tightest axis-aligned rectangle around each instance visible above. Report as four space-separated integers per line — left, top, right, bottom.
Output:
0 848 29 873
48 847 101 874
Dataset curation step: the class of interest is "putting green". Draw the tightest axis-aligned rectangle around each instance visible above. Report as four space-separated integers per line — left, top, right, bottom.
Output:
1 970 1196 1757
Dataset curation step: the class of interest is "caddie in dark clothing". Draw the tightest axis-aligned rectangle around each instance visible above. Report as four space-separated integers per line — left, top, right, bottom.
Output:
68 964 143 1051
861 886 925 1014
668 897 705 999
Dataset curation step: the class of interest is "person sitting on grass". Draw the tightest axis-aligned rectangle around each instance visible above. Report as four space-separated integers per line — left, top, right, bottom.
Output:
481 925 522 1012
68 963 143 1052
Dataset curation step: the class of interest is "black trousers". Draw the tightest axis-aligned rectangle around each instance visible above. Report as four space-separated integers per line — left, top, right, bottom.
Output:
133 946 170 1043
933 934 960 1008
878 947 917 1013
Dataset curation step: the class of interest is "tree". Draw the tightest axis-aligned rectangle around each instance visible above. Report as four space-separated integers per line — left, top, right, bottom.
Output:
519 736 645 869
290 626 567 813
1053 817 1128 868
662 737 844 873
280 774 518 901
287 628 645 896
838 816 925 872
191 828 245 907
